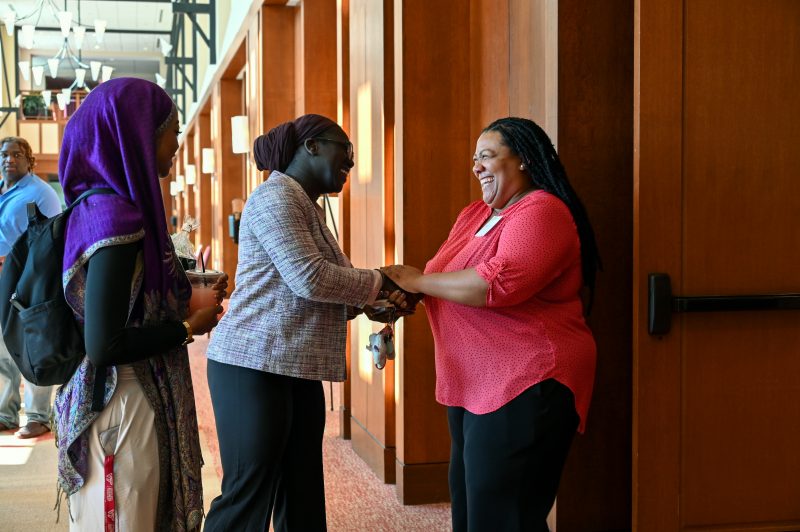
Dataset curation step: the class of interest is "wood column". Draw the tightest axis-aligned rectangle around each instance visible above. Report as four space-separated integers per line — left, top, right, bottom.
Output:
174 153 184 229
336 0 353 440
192 109 213 254
392 0 473 504
555 1 633 530
182 131 196 222
347 0 399 485
211 77 245 291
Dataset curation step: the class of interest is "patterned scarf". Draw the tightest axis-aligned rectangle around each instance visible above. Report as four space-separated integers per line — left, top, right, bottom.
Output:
54 78 203 530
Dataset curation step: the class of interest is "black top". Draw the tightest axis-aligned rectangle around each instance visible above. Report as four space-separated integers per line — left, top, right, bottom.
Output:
83 241 187 367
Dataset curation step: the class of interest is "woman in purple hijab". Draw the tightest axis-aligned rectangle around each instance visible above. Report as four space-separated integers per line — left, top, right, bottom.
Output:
55 78 225 531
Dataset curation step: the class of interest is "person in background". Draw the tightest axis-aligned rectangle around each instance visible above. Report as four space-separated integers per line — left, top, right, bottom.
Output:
0 136 61 439
382 117 601 532
54 78 226 530
203 114 412 531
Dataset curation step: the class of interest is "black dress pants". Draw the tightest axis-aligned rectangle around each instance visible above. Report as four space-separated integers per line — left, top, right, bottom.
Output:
203 360 327 532
447 379 579 532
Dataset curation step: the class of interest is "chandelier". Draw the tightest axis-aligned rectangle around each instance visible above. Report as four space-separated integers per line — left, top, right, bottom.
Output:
6 0 113 103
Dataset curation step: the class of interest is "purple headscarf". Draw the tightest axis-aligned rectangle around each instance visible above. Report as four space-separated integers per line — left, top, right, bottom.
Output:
60 77 188 320
55 78 202 530
253 113 342 173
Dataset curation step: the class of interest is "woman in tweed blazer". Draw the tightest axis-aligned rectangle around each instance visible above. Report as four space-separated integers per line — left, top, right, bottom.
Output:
203 114 407 532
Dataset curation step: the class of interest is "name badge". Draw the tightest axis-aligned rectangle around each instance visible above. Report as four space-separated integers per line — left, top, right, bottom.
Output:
475 215 502 237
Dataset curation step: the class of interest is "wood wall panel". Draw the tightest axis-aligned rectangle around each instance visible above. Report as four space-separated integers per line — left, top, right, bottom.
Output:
394 0 474 502
211 78 245 292
632 0 683 528
470 0 510 138
262 6 297 133
193 111 213 254
299 0 338 118
246 15 262 195
182 131 196 221
337 0 354 439
510 0 558 137
556 1 633 530
348 0 396 483
174 154 183 226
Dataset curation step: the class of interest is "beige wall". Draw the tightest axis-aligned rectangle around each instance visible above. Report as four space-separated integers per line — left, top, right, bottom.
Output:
0 32 17 139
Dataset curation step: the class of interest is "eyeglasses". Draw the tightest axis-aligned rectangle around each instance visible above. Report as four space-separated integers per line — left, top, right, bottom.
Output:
314 137 354 160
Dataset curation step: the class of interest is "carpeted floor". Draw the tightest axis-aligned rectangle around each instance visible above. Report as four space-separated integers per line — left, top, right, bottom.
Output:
189 334 452 531
0 337 450 531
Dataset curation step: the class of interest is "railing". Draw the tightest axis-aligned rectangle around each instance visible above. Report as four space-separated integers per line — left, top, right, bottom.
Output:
16 90 88 122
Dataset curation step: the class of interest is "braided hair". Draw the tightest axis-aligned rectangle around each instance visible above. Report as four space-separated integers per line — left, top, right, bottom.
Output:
483 117 601 308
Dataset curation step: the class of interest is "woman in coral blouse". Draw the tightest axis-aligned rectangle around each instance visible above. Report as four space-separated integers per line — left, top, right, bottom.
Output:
383 117 601 532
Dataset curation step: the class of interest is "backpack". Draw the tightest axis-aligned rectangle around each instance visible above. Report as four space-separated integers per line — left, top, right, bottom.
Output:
0 188 114 386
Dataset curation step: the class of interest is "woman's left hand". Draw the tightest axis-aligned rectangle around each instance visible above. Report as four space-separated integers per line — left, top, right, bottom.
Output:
211 273 229 304
381 265 423 294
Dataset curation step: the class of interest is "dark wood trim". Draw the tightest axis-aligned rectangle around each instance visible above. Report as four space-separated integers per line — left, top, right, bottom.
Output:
394 460 450 505
350 417 396 484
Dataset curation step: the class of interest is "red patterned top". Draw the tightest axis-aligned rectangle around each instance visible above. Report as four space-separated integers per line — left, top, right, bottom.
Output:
424 190 596 432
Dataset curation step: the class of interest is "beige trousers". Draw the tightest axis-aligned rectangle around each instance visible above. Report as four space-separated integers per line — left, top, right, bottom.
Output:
69 365 160 531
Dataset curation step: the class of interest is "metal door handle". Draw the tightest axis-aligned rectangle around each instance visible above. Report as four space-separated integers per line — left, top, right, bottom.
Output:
648 273 800 335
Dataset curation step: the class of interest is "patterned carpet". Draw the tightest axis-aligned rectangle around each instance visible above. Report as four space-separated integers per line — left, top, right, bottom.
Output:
189 335 452 531
0 337 450 531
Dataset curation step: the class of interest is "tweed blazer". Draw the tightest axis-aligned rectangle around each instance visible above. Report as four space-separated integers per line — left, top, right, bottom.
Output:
206 172 379 381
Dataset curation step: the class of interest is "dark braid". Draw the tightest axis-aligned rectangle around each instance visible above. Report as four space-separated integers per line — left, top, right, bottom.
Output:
483 117 602 309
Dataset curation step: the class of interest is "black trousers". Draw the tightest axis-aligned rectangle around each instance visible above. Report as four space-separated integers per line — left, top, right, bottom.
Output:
448 379 579 532
203 360 327 532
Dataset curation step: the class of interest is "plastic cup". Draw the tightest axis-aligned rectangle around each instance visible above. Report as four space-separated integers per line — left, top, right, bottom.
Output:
186 269 224 315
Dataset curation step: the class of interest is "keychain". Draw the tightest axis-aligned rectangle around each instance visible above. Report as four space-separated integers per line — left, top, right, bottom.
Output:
366 307 396 369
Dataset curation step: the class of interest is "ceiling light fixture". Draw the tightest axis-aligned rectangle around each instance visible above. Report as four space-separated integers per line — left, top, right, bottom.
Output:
4 0 110 92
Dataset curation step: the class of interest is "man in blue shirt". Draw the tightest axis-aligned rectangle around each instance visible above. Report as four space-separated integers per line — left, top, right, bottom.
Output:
0 136 62 439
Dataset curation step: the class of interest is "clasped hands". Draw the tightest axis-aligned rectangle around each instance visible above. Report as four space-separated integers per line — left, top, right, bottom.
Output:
361 265 424 324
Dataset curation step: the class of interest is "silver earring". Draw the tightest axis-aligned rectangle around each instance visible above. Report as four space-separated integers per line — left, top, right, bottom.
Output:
519 164 525 171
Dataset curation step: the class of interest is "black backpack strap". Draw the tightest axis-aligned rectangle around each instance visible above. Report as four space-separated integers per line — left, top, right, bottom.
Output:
65 188 115 213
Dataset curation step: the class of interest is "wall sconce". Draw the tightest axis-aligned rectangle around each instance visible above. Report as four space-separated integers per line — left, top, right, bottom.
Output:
169 181 179 196
231 115 249 154
185 164 197 186
175 174 185 192
201 148 215 174
229 197 244 244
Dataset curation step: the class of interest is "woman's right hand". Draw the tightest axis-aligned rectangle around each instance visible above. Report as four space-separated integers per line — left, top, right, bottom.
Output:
186 305 224 336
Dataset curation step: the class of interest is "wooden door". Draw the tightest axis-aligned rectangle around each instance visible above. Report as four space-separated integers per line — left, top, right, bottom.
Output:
634 1 800 530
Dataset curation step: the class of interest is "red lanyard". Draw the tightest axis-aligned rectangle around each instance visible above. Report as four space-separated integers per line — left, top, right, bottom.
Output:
104 454 116 531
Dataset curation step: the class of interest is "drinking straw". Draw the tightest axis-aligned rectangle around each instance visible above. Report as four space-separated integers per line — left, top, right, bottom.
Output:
199 249 208 285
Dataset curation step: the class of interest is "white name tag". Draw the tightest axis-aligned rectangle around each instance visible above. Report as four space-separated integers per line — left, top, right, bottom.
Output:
475 215 502 237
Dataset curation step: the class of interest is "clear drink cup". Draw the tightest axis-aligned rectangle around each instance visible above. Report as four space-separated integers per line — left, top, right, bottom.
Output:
186 269 224 315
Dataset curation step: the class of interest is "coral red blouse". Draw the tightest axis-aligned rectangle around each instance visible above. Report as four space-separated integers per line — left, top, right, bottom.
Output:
424 190 596 432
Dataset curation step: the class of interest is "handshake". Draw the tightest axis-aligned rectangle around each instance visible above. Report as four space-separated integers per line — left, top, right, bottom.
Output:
362 269 424 324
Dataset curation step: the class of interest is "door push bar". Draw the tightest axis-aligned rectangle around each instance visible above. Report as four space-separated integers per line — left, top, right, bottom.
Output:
648 273 800 335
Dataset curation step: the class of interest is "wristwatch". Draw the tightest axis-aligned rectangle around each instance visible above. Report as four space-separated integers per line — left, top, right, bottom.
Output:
181 320 194 345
